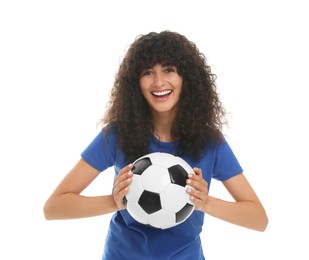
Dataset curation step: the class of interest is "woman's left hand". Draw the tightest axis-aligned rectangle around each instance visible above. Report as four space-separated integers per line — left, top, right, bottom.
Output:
186 167 209 212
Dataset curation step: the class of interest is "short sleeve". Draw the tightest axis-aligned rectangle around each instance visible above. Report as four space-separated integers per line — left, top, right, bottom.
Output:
81 126 117 172
212 140 243 181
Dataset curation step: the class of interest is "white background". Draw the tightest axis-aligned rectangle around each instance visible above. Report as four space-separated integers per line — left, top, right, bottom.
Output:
1 0 308 259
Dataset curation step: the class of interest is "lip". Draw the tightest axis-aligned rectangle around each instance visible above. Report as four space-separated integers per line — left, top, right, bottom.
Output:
151 89 173 96
151 90 173 102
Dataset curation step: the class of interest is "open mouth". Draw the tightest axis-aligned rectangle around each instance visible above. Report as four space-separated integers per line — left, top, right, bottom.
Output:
151 90 173 98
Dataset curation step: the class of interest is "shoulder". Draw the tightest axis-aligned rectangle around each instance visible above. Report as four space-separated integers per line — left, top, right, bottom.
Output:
80 124 119 171
102 123 118 142
90 123 119 146
212 135 243 181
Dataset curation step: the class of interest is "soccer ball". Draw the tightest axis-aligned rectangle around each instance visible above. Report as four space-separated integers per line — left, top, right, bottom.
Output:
125 152 195 229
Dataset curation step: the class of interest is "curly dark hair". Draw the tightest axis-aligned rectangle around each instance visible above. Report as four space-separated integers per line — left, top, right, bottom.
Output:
102 31 226 163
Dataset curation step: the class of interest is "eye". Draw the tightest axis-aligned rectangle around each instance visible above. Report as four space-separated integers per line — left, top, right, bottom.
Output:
141 69 153 77
164 66 177 73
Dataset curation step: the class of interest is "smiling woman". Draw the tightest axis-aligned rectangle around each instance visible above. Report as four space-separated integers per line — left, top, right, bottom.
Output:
103 31 228 162
44 30 268 260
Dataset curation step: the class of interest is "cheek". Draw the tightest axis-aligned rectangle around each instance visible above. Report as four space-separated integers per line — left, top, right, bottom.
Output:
139 79 154 97
139 86 150 101
176 80 183 95
139 85 146 94
139 80 146 95
176 76 183 89
139 77 148 90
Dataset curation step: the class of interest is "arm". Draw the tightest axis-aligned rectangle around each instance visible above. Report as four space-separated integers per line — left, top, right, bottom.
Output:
43 158 133 220
187 168 268 231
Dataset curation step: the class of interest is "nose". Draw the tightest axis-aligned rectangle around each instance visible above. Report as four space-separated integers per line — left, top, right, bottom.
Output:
153 72 165 87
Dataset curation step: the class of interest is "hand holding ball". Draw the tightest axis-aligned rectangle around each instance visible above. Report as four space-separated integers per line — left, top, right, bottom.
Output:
125 152 195 229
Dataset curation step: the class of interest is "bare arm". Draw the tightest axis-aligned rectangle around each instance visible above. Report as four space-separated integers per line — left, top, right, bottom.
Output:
187 169 268 231
43 159 133 220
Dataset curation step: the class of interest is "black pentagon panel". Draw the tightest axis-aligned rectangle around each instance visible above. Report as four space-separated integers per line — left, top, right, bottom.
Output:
176 203 194 223
138 190 161 214
168 164 188 187
132 157 152 175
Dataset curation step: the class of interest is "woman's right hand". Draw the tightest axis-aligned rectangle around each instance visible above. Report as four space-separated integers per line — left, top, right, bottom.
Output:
113 164 134 210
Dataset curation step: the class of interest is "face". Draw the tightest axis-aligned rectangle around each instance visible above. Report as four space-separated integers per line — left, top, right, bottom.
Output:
139 64 183 117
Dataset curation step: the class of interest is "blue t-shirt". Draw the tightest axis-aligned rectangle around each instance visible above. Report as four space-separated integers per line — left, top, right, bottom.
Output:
81 125 243 260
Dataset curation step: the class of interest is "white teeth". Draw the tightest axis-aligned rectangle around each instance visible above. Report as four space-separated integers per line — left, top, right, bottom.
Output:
152 90 172 96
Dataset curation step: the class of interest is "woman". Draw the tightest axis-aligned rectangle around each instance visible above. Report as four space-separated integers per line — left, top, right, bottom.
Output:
44 31 268 259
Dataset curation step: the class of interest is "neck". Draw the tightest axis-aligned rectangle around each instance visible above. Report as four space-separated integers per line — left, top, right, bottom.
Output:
152 111 176 142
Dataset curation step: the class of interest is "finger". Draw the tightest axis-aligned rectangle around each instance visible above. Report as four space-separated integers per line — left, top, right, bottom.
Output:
114 175 132 196
188 169 208 188
115 185 130 201
114 168 133 195
187 168 202 182
187 188 206 200
186 188 199 206
187 175 206 190
193 167 202 176
114 170 133 187
114 187 130 210
118 163 134 177
187 188 207 210
114 164 133 185
113 178 132 210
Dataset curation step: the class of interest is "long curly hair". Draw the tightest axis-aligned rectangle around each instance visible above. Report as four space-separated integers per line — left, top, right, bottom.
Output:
102 31 226 163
